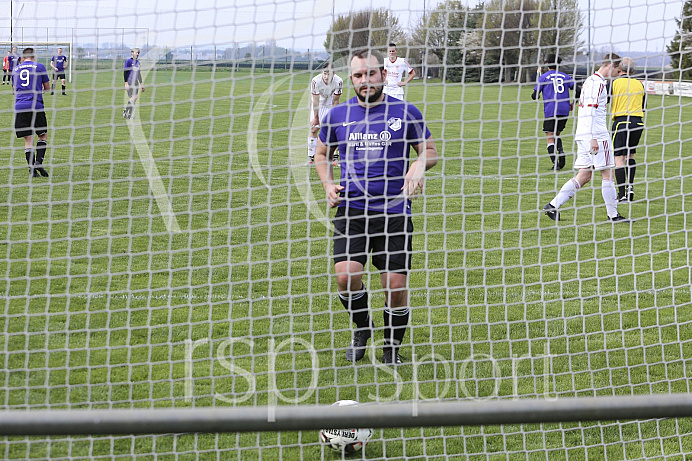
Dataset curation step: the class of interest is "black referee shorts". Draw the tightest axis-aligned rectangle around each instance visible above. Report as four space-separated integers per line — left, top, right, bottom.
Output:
15 111 48 139
333 206 413 273
612 116 644 156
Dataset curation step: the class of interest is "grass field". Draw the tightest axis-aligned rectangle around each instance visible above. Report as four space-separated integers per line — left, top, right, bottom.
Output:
0 64 691 460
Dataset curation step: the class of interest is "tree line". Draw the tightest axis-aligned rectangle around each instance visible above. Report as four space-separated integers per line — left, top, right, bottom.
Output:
325 0 691 83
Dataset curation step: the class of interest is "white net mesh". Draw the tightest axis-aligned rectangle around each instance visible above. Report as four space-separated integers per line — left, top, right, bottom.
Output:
1 0 691 459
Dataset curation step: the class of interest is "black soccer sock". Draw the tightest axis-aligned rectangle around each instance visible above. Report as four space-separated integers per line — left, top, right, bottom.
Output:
35 141 47 165
338 284 370 329
62 84 66 93
628 158 636 187
556 137 564 153
25 149 34 165
547 144 555 166
383 306 409 350
615 165 627 199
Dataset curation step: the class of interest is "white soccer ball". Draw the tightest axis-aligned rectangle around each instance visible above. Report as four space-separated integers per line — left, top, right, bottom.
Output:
319 400 373 454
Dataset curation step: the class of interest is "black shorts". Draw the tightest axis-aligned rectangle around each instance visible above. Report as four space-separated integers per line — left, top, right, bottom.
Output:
543 117 568 134
15 111 48 138
333 206 413 273
612 116 644 156
127 86 139 98
54 72 66 80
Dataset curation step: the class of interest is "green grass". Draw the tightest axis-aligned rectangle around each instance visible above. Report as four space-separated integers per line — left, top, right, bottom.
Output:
0 66 691 460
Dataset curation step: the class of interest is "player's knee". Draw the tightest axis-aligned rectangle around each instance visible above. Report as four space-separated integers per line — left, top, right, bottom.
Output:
335 273 363 293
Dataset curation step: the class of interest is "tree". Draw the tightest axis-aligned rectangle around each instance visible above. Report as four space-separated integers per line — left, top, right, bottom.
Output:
410 0 485 82
481 0 582 82
667 0 692 80
324 8 406 63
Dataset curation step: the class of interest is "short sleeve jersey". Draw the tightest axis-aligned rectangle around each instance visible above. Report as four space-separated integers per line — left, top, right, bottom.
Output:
52 55 68 72
611 77 646 119
319 95 431 214
8 53 20 71
124 58 141 85
575 72 609 141
311 74 343 108
534 69 574 117
384 57 413 90
13 60 49 111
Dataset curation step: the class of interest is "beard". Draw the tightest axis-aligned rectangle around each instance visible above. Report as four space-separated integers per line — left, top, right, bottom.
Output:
355 83 384 103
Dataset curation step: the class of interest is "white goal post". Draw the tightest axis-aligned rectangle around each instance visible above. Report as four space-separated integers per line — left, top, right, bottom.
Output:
0 40 73 82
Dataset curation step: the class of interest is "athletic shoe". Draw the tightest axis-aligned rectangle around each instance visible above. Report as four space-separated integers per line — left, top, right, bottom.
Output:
34 166 49 177
543 203 560 221
123 109 131 120
627 186 634 202
346 328 371 362
381 348 403 365
62 93 67 96
307 157 314 165
607 214 629 222
50 92 54 95
617 196 628 203
29 168 40 178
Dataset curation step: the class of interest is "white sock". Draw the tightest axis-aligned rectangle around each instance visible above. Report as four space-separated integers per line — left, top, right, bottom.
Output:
551 178 580 209
307 137 317 158
602 179 619 218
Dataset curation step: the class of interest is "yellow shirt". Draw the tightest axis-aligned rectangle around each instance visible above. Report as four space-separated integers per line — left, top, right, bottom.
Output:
611 77 645 119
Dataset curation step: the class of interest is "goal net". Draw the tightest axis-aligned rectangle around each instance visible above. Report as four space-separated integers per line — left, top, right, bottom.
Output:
1 0 690 459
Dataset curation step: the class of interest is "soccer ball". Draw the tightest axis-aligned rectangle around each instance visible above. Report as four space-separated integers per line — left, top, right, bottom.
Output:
319 400 373 454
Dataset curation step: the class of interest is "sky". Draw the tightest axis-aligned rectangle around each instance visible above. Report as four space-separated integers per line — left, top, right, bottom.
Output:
0 0 683 54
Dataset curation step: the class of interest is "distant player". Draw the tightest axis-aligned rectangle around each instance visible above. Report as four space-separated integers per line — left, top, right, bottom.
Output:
307 62 343 165
7 46 21 84
50 47 69 95
123 48 144 119
383 43 415 101
13 47 51 178
2 51 10 84
611 57 646 202
532 54 576 171
543 53 627 223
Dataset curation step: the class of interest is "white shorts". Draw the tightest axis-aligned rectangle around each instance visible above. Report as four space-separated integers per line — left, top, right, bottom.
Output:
383 86 405 100
573 139 614 171
309 105 331 127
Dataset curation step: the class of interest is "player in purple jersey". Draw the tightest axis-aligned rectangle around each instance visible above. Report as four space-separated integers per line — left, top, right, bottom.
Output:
315 48 438 365
7 46 21 84
13 48 51 178
50 47 69 95
532 54 577 171
123 48 144 119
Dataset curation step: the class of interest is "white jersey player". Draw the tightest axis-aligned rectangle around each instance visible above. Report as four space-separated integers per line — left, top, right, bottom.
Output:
308 63 343 164
543 54 629 223
383 43 416 100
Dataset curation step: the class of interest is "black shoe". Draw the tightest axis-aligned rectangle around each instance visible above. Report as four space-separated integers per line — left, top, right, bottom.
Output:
123 109 131 119
627 186 634 202
50 92 54 95
29 168 40 178
608 214 629 222
543 203 560 221
346 328 372 362
62 93 67 95
34 166 49 177
381 348 403 365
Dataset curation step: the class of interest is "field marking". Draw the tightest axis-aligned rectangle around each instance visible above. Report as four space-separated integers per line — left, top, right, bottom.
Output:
127 48 181 233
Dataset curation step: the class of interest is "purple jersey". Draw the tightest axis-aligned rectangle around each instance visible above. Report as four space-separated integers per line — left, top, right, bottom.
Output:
8 53 20 71
534 69 574 117
52 55 67 72
319 95 431 214
124 58 141 85
13 61 49 111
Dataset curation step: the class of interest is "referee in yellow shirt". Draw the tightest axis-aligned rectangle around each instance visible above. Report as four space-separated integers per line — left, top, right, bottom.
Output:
611 57 646 202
